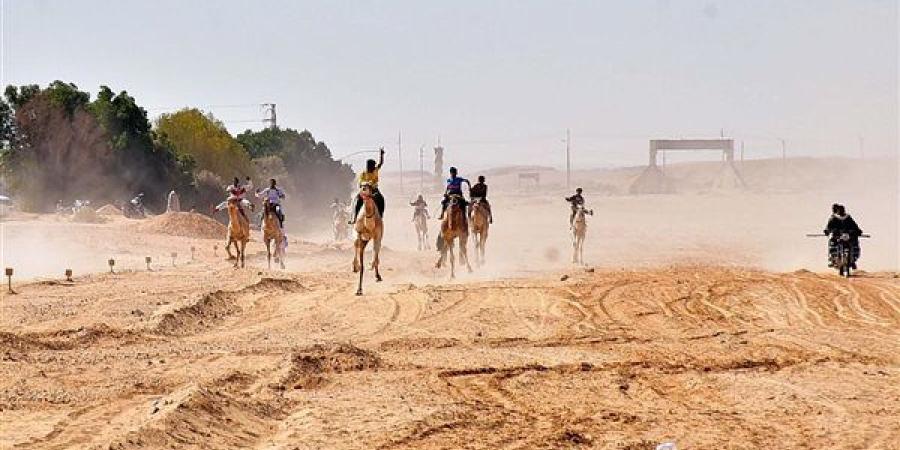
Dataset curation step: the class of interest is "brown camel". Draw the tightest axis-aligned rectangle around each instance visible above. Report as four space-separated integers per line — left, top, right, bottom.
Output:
225 199 250 268
333 207 350 242
413 208 429 251
435 194 472 278
469 198 489 266
572 204 592 265
352 185 384 295
262 200 285 270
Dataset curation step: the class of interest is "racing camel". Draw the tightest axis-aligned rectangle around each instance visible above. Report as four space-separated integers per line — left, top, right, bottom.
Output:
262 200 286 269
469 198 489 266
225 199 250 268
571 204 592 265
413 207 429 251
352 184 383 295
435 194 472 278
333 207 350 242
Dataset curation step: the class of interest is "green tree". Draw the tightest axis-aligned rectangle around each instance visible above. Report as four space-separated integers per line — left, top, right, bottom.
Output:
156 108 254 181
237 127 354 219
1 82 190 212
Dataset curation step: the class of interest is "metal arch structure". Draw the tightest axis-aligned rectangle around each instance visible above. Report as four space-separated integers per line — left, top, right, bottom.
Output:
630 138 746 194
648 139 735 167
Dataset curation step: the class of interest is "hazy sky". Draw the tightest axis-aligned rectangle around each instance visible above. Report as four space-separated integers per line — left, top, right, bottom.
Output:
1 0 896 170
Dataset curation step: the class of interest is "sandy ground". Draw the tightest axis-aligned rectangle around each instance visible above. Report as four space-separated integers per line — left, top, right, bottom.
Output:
1 158 898 449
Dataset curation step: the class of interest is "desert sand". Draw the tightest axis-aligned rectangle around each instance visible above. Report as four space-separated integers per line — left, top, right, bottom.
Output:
1 158 898 449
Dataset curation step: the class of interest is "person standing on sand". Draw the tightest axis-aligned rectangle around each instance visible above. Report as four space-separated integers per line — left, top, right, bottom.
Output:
167 190 180 213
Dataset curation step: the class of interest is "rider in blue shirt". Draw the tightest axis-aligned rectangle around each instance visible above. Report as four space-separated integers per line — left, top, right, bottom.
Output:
438 167 472 221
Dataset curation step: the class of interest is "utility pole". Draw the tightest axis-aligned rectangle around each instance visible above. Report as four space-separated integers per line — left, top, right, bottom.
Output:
565 128 571 189
858 135 865 159
398 130 404 196
261 103 276 129
419 145 424 193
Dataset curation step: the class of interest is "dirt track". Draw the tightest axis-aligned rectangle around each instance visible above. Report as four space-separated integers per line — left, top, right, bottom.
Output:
1 240 898 449
2 159 899 449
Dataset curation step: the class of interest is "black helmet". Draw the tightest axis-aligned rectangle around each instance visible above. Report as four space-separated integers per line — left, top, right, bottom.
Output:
576 187 583 193
449 166 458 173
832 203 841 214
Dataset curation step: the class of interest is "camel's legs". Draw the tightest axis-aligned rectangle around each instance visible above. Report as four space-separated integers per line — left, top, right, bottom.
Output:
373 238 383 282
266 239 272 269
356 240 368 295
460 235 473 273
449 243 456 279
226 240 236 260
239 241 246 268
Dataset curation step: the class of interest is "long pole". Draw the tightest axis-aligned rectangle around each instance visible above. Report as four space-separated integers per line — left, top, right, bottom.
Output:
398 130 404 196
419 145 424 193
565 128 571 189
858 135 864 159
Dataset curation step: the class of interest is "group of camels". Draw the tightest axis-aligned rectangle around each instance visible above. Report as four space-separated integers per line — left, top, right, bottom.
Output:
220 187 590 295
223 199 285 270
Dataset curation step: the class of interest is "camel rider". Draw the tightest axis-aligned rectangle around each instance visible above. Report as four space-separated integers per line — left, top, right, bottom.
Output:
218 177 251 222
439 167 471 221
256 178 286 228
349 148 386 224
565 188 585 228
824 203 863 268
469 175 493 224
410 194 430 221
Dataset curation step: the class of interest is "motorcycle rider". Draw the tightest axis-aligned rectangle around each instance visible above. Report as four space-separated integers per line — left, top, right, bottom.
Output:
130 193 146 216
824 203 863 269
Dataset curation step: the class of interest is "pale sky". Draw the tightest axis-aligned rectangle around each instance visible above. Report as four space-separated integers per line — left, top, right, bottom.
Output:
1 0 897 170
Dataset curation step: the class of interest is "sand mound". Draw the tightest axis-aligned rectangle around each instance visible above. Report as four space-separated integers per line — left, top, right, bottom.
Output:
281 343 381 390
71 207 106 223
96 204 122 215
136 212 226 239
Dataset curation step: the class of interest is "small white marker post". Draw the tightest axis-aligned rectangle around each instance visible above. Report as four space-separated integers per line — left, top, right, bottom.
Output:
171 252 177 267
108 259 115 274
145 256 152 271
65 269 73 282
213 244 218 257
190 246 196 261
5 268 13 293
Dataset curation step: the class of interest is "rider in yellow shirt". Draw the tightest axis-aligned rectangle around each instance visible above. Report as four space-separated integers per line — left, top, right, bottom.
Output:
349 148 385 224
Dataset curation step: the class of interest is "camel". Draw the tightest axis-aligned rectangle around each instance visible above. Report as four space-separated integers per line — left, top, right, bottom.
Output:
572 204 592 265
333 207 350 242
435 194 472 278
413 208 429 251
469 198 489 266
352 185 384 295
262 200 286 270
225 199 250 268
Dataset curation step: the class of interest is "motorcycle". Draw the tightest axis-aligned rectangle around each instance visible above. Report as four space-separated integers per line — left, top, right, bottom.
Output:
123 197 146 219
807 232 870 277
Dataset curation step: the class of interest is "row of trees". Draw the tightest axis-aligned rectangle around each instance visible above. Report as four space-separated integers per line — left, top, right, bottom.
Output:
0 81 354 219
